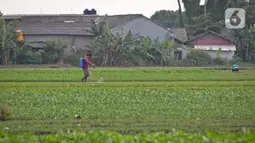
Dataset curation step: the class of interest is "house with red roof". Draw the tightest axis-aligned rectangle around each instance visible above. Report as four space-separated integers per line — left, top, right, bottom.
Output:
184 30 236 60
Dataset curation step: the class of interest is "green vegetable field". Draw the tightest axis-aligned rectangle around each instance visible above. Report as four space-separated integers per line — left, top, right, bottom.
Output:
1 67 255 142
1 67 255 82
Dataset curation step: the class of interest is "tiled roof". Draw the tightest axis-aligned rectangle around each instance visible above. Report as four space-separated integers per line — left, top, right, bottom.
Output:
186 30 235 43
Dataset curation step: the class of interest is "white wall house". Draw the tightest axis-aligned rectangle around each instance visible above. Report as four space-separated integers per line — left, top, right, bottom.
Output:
185 30 236 60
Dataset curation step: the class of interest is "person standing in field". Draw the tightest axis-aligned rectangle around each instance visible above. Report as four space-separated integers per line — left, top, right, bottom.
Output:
81 53 95 82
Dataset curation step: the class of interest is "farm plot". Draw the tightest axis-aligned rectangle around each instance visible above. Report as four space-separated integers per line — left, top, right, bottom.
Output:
1 67 255 142
1 85 255 134
1 129 255 142
0 67 255 82
1 81 255 88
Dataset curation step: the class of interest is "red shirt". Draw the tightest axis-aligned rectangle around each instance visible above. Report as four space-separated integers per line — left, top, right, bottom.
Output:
83 56 89 69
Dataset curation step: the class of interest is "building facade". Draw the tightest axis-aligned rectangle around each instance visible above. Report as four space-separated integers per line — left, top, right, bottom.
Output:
185 30 236 60
3 13 177 55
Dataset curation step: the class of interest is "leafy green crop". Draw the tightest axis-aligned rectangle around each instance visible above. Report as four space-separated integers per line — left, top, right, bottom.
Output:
1 87 255 133
0 67 254 82
1 87 254 119
1 129 255 143
1 81 255 88
1 67 255 137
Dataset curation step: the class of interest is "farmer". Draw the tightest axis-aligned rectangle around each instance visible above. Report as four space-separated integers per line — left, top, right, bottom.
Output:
81 53 95 82
232 63 239 72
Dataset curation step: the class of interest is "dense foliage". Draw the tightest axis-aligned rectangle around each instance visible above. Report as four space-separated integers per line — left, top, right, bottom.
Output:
0 17 17 65
150 10 187 28
41 40 67 64
1 129 255 142
185 49 212 65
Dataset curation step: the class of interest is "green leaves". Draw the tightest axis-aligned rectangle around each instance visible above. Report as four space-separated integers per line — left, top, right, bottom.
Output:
140 36 175 65
42 40 67 64
1 129 255 142
0 17 18 65
1 67 255 82
160 40 175 49
216 47 222 57
150 9 184 28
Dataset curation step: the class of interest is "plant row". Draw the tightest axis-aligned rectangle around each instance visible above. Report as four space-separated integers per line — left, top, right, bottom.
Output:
1 129 255 143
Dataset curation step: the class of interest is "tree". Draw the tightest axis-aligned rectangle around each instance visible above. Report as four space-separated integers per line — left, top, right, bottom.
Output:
203 0 229 22
141 36 175 66
0 17 18 65
182 0 201 24
89 17 141 66
177 0 184 27
91 28 142 66
235 26 255 62
87 17 105 36
41 40 67 64
150 10 184 28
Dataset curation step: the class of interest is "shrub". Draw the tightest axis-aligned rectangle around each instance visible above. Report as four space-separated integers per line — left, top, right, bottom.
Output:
63 54 79 66
0 104 12 121
232 56 243 63
24 51 42 64
166 60 186 66
213 57 227 65
185 50 212 66
42 40 67 64
15 43 43 64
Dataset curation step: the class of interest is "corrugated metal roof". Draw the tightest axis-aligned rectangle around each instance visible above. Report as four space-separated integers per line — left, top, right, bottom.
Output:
4 14 142 36
18 26 92 35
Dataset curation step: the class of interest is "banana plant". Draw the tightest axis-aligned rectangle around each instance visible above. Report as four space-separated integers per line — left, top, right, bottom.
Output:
142 36 175 66
0 17 18 65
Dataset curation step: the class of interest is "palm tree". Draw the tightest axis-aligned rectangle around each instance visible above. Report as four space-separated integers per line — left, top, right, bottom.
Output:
177 0 184 27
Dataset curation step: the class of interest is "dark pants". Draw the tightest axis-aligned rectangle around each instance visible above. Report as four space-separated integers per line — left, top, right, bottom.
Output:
82 68 90 76
232 68 239 72
81 68 90 82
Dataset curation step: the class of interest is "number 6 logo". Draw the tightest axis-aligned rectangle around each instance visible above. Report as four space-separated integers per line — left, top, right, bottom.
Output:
225 8 246 29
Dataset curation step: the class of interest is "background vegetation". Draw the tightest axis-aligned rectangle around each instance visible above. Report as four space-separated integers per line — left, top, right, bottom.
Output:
1 0 255 66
